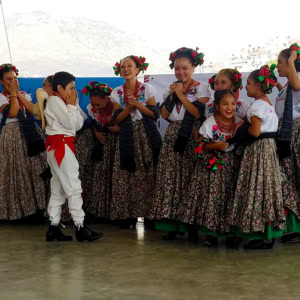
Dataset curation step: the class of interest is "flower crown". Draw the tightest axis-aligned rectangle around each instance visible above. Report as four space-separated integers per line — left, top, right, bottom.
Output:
169 47 204 69
194 138 224 171
81 81 112 96
290 43 300 64
208 69 242 92
257 64 276 94
0 63 19 76
113 55 149 76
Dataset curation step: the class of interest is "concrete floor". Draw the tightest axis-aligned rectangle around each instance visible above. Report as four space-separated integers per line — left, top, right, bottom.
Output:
0 222 300 300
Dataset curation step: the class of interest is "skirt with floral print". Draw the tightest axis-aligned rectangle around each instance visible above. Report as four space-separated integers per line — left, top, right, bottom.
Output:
181 151 240 233
280 117 300 219
76 127 117 219
110 120 155 220
150 121 196 221
0 122 48 220
229 138 285 233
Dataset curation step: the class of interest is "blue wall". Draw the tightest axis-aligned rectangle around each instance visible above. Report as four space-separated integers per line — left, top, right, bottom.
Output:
1 77 125 114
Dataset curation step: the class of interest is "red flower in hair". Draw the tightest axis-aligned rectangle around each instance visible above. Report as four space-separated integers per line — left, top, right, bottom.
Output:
291 45 300 51
208 78 215 84
179 48 183 52
191 51 198 59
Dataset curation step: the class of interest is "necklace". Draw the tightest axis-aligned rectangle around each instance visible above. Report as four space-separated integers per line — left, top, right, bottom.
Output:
215 117 236 134
123 80 141 111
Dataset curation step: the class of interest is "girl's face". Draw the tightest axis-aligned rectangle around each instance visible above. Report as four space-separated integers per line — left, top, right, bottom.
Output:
120 58 139 80
277 54 289 77
0 70 17 92
43 80 52 96
90 95 108 110
245 76 261 98
215 73 233 91
174 57 195 83
215 94 236 119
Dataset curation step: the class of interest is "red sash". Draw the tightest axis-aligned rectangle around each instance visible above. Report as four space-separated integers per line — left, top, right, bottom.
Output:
46 135 75 167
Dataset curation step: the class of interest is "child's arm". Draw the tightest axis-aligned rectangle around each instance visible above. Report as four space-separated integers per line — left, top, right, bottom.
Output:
288 51 300 91
131 96 155 118
17 90 34 114
248 116 261 137
204 141 229 151
0 80 19 118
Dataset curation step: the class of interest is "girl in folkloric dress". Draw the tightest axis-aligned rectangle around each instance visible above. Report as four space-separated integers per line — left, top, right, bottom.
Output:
150 47 211 240
0 63 48 220
206 68 250 120
229 65 285 249
276 43 300 243
182 89 241 246
76 82 119 220
110 55 162 229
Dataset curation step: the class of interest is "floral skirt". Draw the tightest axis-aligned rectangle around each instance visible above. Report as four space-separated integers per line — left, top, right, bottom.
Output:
0 122 48 220
181 151 240 234
229 138 285 235
110 120 155 220
280 118 300 232
150 121 196 222
76 128 116 219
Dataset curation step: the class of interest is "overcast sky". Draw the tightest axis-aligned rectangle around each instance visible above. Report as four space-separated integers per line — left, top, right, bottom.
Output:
1 0 299 56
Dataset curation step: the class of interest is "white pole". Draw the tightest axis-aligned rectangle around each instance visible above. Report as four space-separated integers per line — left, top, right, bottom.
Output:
0 0 13 64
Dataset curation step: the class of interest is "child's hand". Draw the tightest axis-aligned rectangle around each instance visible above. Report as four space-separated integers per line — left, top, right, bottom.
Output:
215 141 229 151
94 131 106 144
5 80 18 96
170 81 184 96
288 51 298 64
66 90 78 106
108 124 120 133
128 96 138 107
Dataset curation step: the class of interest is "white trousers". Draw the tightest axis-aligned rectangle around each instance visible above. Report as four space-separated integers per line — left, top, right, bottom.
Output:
47 145 85 226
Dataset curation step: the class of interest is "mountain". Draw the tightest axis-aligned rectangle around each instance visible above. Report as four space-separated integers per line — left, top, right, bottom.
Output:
0 11 172 77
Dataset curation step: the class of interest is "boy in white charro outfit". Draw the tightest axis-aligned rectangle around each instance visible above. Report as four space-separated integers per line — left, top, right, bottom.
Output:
44 71 103 242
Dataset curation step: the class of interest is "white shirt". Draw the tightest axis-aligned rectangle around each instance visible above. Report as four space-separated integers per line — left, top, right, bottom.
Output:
44 95 83 137
111 82 156 121
275 83 300 120
0 92 32 125
163 81 211 121
247 100 278 133
200 115 241 152
206 97 250 119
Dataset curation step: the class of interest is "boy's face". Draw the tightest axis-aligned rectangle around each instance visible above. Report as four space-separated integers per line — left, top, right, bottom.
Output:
57 81 75 100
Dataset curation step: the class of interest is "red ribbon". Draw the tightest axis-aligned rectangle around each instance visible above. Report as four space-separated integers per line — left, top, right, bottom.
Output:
46 135 75 167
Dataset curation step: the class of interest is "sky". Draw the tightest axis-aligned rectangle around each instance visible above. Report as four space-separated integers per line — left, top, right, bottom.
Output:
1 0 299 57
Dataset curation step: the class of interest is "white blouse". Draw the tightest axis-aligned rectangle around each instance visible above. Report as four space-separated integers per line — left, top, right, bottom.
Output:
163 81 211 122
206 97 250 119
247 100 278 133
275 83 300 120
111 82 156 121
200 115 241 152
0 92 32 125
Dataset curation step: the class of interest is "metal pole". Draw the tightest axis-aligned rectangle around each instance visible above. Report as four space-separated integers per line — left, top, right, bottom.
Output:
0 0 13 63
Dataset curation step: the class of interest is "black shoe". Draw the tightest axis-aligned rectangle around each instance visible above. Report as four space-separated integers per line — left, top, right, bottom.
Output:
204 235 218 247
119 218 137 229
46 225 73 242
162 231 184 241
225 237 242 248
243 238 275 250
188 225 199 243
281 233 300 244
75 225 103 242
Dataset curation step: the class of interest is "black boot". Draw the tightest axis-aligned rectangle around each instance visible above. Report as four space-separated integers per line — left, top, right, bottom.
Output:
46 225 73 242
204 235 218 247
243 238 275 250
187 225 199 243
75 225 103 242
